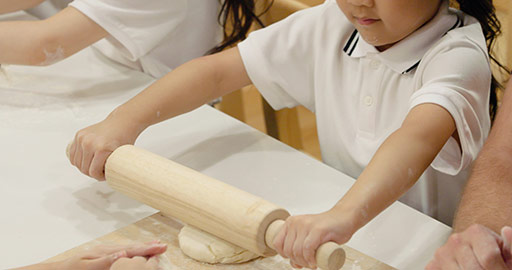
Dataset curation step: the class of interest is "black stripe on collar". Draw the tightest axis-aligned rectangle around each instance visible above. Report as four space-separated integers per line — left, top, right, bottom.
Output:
348 36 360 56
343 29 358 53
402 61 421 74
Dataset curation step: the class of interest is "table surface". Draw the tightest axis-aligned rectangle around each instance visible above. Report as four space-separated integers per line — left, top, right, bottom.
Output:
0 11 451 270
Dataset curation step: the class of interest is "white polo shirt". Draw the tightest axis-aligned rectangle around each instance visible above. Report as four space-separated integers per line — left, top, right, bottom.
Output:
238 0 491 225
69 0 222 78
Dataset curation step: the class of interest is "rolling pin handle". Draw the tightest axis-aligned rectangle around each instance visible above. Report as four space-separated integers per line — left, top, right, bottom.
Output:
265 219 346 270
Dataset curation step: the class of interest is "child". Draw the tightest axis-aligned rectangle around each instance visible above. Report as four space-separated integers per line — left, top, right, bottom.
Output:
0 0 263 78
68 0 507 268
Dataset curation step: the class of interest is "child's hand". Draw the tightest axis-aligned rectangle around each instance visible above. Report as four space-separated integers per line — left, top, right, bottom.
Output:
110 256 160 270
272 209 355 269
68 113 143 181
59 242 166 270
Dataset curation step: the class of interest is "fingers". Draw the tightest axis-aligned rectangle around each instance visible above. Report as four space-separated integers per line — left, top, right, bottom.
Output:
283 226 297 260
276 216 322 269
292 230 309 267
452 234 483 270
80 148 94 176
273 212 350 269
89 150 110 181
72 138 84 171
466 225 508 270
86 242 167 259
290 260 303 269
87 250 127 270
68 131 113 181
111 256 161 270
303 230 322 268
123 243 167 258
427 224 509 270
501 226 512 267
273 222 288 258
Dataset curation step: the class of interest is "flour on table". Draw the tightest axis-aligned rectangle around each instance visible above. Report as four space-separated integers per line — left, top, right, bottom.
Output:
0 65 12 85
178 225 260 264
157 254 173 270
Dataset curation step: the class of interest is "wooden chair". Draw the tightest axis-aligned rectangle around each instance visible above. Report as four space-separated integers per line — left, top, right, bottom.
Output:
495 0 511 67
217 0 322 158
491 0 511 101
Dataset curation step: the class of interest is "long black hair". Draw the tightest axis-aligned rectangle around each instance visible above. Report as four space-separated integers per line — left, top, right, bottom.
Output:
453 0 510 122
209 0 273 54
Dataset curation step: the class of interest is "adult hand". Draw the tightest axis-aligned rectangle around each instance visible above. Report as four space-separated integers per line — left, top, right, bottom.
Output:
68 110 144 181
272 209 354 269
425 225 512 270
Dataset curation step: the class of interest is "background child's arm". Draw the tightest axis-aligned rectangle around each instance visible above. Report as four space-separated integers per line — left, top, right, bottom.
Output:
274 103 456 269
69 47 251 180
0 7 107 65
0 0 45 15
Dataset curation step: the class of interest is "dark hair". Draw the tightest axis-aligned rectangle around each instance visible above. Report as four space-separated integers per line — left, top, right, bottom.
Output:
454 0 510 122
208 0 273 54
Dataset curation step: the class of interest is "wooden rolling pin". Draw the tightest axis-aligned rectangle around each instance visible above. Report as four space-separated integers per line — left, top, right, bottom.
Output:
68 144 345 270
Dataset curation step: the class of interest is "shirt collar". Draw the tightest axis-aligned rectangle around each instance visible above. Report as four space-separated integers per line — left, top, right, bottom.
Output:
343 1 463 74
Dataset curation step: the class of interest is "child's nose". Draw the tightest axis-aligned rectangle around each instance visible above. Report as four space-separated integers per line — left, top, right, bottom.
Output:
346 0 374 8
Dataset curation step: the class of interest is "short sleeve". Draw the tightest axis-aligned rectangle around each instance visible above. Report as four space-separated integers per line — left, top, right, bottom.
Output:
69 0 187 61
237 4 329 111
410 30 491 175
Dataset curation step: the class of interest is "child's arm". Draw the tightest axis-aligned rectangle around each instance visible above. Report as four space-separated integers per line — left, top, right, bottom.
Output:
0 6 107 65
0 0 45 14
273 103 456 269
69 47 251 180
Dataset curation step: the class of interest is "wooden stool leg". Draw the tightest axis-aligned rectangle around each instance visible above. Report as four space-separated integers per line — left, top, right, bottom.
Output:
276 107 304 150
217 90 245 122
262 99 279 139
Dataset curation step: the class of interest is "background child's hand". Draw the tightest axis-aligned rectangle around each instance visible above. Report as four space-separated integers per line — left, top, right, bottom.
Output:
68 112 144 181
59 242 166 270
109 256 160 270
272 209 355 269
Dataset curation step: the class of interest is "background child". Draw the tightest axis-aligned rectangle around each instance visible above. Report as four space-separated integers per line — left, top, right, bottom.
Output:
0 0 264 78
67 0 507 269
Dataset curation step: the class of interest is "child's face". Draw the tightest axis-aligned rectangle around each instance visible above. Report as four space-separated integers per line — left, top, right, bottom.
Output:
337 0 442 51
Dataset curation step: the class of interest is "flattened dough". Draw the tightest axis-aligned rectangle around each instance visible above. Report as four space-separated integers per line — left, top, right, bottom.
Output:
178 225 260 264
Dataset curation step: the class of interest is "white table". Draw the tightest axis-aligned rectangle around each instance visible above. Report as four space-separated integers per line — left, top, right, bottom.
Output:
0 21 451 270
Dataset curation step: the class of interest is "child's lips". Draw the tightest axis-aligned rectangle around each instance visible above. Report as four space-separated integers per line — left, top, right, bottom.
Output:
355 17 379 26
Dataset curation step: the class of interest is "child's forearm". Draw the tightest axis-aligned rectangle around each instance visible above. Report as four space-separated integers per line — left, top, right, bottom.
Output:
106 48 252 135
332 104 456 232
0 20 49 65
0 0 45 14
0 7 107 65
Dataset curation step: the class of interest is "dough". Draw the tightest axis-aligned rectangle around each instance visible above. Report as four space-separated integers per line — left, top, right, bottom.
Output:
178 225 260 264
